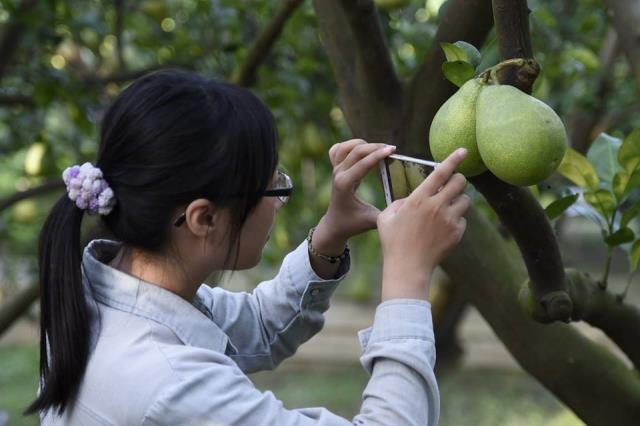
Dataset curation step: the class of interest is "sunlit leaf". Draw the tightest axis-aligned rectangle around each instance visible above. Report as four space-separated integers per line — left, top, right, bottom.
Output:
587 133 622 183
584 189 615 218
453 41 481 68
544 193 579 220
440 42 469 62
441 61 475 87
604 227 635 246
557 148 600 190
618 128 640 174
613 169 640 202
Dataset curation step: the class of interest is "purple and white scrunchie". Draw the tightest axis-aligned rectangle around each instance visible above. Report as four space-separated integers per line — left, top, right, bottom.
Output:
62 162 116 215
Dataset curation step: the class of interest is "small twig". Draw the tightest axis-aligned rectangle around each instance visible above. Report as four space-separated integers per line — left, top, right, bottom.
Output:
0 180 64 213
231 0 304 86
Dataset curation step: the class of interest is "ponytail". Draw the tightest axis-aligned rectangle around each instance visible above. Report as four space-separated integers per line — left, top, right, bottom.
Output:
24 196 90 416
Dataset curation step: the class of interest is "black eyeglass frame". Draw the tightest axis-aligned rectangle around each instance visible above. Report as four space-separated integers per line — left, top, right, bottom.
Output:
172 171 293 227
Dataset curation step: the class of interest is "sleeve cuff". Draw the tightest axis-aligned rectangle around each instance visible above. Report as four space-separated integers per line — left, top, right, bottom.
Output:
284 239 351 296
358 299 434 350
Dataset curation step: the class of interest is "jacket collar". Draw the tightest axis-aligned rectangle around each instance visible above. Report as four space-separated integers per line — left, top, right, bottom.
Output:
81 239 228 353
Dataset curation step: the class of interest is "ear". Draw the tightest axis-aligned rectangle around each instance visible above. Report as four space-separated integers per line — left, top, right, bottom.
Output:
183 198 222 238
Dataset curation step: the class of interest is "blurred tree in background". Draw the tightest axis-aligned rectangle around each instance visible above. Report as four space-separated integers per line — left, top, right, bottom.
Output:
1 0 639 423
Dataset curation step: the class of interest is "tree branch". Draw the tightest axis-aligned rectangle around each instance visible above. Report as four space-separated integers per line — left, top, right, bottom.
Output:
0 0 38 84
0 180 64 213
568 28 619 154
0 282 39 337
0 93 35 106
604 0 640 87
313 0 402 142
443 207 640 425
591 102 640 137
400 0 494 156
468 0 572 322
231 0 304 87
490 0 539 89
521 268 640 369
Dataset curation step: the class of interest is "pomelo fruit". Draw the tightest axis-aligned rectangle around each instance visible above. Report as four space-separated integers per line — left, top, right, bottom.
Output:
476 85 568 186
429 79 487 176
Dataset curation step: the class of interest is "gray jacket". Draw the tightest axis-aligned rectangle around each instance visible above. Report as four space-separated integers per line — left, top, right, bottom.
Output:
41 238 439 425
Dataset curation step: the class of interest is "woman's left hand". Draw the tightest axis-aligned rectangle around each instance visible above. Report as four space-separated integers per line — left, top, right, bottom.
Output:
313 139 396 250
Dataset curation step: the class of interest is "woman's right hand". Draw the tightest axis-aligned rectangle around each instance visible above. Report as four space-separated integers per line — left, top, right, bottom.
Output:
377 148 471 301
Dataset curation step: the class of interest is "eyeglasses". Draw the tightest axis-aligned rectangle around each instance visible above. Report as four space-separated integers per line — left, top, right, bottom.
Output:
173 170 293 227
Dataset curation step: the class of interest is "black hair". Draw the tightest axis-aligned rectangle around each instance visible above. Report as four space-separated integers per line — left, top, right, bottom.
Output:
25 69 279 416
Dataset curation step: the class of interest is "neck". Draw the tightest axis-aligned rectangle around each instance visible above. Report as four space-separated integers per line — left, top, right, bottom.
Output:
109 247 201 301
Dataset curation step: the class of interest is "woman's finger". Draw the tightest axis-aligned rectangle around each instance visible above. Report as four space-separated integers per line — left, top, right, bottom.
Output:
339 145 396 185
448 194 471 217
329 139 367 166
436 173 467 202
339 142 391 171
411 148 467 198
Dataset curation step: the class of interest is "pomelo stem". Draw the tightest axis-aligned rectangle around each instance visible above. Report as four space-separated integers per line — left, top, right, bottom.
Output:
479 58 532 85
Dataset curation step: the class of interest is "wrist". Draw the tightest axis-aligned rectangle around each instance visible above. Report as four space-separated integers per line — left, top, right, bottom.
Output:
312 216 348 256
381 263 432 302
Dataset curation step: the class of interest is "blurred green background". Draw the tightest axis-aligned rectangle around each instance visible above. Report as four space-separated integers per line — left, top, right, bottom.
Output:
1 0 639 425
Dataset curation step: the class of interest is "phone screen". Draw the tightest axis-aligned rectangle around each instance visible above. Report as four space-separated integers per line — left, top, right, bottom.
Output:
379 154 438 206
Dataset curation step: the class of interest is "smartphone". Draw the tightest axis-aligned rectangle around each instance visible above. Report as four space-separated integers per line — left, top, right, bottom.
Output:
379 154 439 206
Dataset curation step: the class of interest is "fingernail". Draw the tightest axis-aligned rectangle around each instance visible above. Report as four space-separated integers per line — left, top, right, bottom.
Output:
385 145 397 151
457 148 467 158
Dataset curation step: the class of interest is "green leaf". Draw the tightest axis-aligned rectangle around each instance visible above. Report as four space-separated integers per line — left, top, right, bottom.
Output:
453 41 481 68
544 193 579 220
568 46 600 71
604 227 635 246
440 42 469 62
557 148 600 190
613 171 628 201
584 189 616 218
630 240 640 272
618 128 640 174
613 169 640 202
587 133 622 183
621 199 640 229
441 61 475 87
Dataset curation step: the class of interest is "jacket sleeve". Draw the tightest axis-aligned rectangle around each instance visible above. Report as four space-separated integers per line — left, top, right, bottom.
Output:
142 299 439 426
195 239 351 373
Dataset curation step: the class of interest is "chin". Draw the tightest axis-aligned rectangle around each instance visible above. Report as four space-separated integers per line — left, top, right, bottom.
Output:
232 253 263 270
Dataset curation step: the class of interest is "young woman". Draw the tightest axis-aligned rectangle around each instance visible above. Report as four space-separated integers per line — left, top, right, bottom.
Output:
27 69 470 425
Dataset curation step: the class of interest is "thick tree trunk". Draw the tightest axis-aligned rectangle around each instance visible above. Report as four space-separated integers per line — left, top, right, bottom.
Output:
313 0 640 422
443 208 640 424
604 0 640 87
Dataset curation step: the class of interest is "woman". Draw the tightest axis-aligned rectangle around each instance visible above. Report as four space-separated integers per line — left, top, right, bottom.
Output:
27 69 470 425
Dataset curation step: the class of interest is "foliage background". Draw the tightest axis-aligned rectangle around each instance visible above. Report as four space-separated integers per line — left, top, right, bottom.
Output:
0 0 638 424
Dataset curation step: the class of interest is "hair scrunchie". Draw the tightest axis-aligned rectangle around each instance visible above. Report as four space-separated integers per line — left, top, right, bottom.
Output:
62 162 116 215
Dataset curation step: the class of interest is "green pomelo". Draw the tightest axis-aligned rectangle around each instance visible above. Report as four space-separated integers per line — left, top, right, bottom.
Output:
404 162 430 192
476 85 568 186
388 160 409 199
429 79 487 176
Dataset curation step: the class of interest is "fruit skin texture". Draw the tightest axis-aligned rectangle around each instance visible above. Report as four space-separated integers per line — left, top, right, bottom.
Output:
429 79 488 176
388 160 408 199
476 85 568 186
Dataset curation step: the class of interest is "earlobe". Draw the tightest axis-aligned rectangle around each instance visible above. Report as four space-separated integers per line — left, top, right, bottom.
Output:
184 199 218 237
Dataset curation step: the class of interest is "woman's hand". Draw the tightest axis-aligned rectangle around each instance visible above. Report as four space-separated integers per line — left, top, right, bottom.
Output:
377 148 470 301
312 139 396 255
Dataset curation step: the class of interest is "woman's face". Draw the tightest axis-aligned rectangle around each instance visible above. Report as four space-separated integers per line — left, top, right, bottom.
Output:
231 172 283 269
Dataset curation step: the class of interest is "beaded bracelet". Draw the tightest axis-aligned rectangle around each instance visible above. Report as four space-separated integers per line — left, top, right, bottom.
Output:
306 227 350 264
